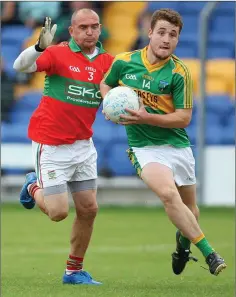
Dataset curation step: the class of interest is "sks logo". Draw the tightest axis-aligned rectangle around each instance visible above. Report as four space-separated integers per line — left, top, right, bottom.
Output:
69 66 80 72
67 84 102 99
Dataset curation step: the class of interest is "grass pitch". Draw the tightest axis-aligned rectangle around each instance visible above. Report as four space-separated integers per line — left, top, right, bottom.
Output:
1 204 234 297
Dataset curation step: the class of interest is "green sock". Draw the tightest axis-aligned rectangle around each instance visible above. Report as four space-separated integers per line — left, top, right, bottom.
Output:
195 237 214 258
179 232 191 250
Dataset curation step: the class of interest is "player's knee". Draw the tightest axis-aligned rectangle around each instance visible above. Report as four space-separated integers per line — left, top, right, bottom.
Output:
77 203 98 220
159 187 179 206
49 209 68 222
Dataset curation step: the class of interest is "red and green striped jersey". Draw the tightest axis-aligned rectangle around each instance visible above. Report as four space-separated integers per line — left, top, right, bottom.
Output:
29 39 113 145
104 47 193 148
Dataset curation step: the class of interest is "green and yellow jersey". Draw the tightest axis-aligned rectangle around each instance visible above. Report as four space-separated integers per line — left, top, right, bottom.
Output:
103 46 193 148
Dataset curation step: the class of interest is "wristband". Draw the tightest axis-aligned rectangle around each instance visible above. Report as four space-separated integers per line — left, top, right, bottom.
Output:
35 44 45 52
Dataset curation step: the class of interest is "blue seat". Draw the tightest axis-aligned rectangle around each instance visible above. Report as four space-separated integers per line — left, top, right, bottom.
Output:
1 122 30 143
1 25 33 45
14 92 42 111
206 112 222 127
211 15 235 34
1 43 20 78
93 140 109 175
225 113 235 127
146 2 179 12
213 2 236 14
209 28 234 44
181 15 199 34
112 125 128 143
186 124 197 145
221 125 235 145
205 95 234 116
3 168 30 175
8 111 32 124
92 112 114 143
207 43 234 59
205 125 224 145
107 142 136 176
178 2 207 13
174 43 197 58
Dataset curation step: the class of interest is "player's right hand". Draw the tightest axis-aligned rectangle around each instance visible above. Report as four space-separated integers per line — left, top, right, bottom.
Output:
102 110 110 121
36 17 57 51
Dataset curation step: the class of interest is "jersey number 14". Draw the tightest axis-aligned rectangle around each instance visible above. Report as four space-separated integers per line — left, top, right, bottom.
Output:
142 80 151 89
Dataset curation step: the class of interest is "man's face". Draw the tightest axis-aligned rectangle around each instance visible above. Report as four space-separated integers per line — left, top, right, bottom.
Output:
148 20 180 60
69 12 101 50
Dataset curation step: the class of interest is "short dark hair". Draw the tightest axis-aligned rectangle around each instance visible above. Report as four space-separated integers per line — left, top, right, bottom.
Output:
150 8 183 33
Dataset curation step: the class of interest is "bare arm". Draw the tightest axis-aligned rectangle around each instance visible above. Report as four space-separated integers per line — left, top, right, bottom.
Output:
145 108 192 128
120 104 192 128
100 79 112 99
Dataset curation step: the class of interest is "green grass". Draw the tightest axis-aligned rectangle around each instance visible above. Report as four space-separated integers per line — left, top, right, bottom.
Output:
1 204 235 297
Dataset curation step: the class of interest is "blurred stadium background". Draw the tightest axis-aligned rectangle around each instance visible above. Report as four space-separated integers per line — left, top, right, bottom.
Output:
1 1 235 206
1 2 235 297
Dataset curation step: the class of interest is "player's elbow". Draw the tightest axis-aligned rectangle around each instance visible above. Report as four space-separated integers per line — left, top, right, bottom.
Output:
13 60 20 71
13 59 24 72
181 117 191 128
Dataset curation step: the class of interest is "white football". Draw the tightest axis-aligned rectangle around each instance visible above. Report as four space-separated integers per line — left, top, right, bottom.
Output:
103 86 140 123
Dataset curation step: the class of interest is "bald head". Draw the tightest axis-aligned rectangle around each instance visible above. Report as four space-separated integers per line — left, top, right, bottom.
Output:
69 8 101 54
71 9 100 25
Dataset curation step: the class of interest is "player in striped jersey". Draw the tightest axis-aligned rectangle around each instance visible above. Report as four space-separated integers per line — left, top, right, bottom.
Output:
13 10 113 285
100 8 226 276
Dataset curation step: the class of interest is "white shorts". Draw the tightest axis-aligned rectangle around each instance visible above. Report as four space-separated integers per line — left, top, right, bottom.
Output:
32 139 97 188
128 145 196 186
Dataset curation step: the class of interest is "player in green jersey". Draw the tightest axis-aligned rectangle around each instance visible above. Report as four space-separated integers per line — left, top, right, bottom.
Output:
100 8 226 276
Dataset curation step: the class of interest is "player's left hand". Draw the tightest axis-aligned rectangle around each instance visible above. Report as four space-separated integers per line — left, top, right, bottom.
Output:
119 98 149 125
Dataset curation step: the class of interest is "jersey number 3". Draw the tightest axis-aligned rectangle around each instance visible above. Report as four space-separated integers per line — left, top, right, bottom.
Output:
88 72 94 81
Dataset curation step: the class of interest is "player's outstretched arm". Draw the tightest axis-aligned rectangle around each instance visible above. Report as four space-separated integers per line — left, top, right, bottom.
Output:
13 17 57 73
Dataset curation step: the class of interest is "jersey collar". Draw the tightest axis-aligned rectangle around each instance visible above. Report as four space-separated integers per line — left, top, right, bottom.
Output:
141 46 171 72
69 38 106 54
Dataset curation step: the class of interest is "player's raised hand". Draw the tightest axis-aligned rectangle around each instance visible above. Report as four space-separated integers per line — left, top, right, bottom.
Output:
35 17 57 51
119 98 149 125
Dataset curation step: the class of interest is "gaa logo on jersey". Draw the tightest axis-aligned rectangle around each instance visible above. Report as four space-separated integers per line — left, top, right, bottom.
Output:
69 66 81 72
158 80 169 92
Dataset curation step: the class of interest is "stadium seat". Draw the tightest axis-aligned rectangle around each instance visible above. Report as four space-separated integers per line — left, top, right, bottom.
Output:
174 43 197 58
211 15 235 34
93 112 114 143
205 95 234 116
178 2 207 13
112 125 128 143
205 125 224 145
1 122 30 143
1 25 33 45
213 2 236 14
106 142 136 176
206 112 222 127
180 15 199 35
186 123 197 145
146 2 179 12
1 43 20 78
93 140 110 176
205 77 229 96
207 44 234 59
8 111 32 124
206 60 235 81
12 92 42 111
221 125 235 145
224 113 235 128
